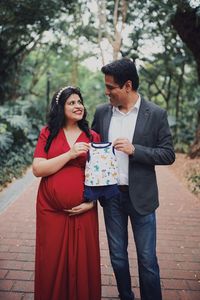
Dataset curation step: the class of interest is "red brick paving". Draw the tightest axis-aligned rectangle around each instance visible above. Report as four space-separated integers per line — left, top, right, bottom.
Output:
0 166 200 300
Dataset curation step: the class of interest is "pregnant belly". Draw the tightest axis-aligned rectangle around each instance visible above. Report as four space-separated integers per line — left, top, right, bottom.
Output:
47 167 84 209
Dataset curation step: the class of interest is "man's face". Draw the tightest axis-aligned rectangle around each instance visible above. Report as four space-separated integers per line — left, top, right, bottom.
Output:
104 75 126 107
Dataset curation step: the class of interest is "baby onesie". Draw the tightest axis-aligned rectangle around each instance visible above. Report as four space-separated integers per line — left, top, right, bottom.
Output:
84 142 119 201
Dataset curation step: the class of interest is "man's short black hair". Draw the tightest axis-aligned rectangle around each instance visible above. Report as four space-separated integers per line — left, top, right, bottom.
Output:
101 58 139 91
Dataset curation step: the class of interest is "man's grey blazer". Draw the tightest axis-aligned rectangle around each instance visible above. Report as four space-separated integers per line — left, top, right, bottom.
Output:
91 97 175 215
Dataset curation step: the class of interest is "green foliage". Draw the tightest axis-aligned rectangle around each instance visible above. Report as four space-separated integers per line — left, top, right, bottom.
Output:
0 98 46 189
0 56 106 189
188 171 200 196
120 0 200 154
0 130 13 152
18 36 106 120
0 0 77 104
141 57 200 152
1 0 200 192
77 66 106 124
173 113 196 153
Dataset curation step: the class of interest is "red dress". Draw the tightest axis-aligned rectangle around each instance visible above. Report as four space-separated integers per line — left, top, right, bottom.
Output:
34 127 101 300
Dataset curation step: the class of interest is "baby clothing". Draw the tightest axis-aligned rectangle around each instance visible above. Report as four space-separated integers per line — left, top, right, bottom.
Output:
84 142 119 201
85 142 118 186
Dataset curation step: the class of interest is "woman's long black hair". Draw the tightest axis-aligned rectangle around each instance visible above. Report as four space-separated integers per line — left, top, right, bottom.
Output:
44 86 92 152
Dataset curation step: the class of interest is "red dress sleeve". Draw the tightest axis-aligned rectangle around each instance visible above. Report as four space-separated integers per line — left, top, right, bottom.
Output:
33 126 50 158
90 130 101 143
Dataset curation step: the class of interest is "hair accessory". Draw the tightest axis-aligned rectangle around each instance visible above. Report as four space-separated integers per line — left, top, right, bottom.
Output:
55 86 74 105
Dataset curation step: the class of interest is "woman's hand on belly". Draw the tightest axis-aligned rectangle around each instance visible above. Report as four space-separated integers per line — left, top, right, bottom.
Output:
63 201 96 216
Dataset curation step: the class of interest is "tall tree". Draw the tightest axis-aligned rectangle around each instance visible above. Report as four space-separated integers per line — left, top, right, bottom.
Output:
121 0 200 157
171 1 200 157
97 0 128 62
0 0 76 104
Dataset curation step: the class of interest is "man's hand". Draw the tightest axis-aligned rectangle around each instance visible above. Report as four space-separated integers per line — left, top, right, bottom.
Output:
113 138 135 155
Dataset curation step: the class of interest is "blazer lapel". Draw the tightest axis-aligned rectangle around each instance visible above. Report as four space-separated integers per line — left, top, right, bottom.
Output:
102 105 113 141
133 98 150 143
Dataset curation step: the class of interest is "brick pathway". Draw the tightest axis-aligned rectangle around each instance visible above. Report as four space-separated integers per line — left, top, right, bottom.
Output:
0 166 200 300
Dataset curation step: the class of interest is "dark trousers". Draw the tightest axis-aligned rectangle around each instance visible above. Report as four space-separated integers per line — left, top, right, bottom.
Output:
103 191 162 300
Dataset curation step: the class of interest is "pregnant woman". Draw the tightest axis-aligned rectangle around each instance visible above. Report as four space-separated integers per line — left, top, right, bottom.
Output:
32 86 101 300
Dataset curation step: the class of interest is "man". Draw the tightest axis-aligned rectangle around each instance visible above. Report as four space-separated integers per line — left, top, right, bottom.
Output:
92 58 175 300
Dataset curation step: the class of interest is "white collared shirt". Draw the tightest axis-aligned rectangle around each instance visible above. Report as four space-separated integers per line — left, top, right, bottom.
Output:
108 95 141 185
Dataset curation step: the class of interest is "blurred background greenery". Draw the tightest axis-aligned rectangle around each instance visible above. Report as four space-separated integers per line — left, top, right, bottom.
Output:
0 0 200 192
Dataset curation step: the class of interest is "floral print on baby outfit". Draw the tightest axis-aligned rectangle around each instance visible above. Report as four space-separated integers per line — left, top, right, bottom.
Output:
85 142 119 186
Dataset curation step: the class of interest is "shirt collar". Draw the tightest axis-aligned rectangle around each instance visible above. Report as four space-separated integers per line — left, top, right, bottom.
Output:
112 93 141 115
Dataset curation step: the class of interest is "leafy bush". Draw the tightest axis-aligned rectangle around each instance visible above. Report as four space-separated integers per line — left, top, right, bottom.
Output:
0 98 46 190
188 172 200 196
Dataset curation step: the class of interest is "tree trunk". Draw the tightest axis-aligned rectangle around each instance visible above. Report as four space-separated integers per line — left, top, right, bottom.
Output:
189 110 200 158
97 0 106 65
97 0 128 62
171 6 200 158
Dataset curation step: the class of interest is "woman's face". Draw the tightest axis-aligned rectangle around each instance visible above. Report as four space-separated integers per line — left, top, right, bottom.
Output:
64 93 84 123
